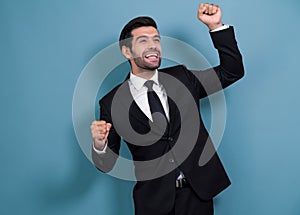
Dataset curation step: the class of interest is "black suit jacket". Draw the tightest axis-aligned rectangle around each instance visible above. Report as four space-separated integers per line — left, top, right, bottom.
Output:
92 27 244 214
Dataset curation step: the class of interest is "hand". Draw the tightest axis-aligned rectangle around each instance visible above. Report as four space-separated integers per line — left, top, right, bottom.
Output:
90 120 112 151
198 3 223 31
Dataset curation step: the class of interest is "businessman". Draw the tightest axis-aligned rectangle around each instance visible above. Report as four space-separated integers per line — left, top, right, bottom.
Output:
90 3 244 215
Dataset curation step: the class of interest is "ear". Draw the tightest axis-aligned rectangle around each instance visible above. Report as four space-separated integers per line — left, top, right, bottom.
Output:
121 45 132 59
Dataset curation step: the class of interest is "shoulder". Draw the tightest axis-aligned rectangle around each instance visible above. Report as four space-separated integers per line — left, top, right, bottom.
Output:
158 64 188 74
99 83 123 107
158 64 194 81
158 64 202 96
158 64 191 80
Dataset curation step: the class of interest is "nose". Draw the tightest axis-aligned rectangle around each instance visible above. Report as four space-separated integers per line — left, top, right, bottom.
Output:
148 39 156 49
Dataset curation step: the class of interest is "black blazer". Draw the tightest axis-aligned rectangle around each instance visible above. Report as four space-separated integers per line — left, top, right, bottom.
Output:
92 27 244 214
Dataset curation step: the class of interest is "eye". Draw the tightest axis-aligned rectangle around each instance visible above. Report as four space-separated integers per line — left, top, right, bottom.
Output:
153 37 161 43
139 39 147 43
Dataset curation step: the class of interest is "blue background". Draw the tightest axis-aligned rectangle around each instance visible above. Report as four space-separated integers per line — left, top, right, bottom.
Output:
1 0 300 214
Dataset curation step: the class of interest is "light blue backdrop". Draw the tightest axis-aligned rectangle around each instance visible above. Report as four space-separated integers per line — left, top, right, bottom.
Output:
1 0 299 214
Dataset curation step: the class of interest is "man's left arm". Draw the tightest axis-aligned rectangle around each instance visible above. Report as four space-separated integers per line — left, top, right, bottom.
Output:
187 3 244 98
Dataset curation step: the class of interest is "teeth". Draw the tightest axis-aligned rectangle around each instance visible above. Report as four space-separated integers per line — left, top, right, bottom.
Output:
145 53 158 58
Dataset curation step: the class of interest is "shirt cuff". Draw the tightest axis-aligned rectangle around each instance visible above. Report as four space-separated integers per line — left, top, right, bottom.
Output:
93 142 107 154
210 24 229 32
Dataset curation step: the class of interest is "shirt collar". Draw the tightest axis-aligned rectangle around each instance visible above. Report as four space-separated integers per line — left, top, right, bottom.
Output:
129 70 159 91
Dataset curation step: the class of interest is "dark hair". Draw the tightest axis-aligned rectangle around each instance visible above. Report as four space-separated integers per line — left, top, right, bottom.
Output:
119 16 158 50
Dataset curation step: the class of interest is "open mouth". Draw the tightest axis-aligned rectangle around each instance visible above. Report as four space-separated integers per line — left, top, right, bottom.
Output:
144 53 159 59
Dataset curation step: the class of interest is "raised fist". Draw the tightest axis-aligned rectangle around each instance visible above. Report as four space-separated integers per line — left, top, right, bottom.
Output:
90 120 112 151
198 3 223 31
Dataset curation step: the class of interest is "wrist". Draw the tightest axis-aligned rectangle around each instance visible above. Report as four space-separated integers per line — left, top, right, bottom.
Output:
208 22 223 31
94 141 106 151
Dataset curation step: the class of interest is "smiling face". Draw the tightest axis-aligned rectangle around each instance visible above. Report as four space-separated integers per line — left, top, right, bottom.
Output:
122 26 162 78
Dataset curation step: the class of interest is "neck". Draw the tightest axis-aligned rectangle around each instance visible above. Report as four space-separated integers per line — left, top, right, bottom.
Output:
132 68 156 80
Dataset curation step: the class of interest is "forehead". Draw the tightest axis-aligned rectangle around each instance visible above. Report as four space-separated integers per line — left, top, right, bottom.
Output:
131 26 159 37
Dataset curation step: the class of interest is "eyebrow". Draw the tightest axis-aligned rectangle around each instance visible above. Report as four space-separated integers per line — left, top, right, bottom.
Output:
135 35 161 41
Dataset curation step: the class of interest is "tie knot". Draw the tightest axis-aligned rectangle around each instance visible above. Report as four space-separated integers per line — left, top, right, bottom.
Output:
144 80 155 90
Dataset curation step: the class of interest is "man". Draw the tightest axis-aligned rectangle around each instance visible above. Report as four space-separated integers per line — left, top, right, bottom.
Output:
90 3 244 215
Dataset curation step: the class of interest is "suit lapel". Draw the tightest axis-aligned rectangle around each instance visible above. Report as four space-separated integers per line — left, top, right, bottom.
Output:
120 79 151 126
158 71 180 134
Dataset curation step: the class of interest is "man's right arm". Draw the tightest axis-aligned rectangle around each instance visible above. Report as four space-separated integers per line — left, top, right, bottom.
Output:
90 100 121 173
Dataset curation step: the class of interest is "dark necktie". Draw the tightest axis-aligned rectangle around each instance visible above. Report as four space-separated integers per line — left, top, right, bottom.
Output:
144 80 167 123
144 80 180 178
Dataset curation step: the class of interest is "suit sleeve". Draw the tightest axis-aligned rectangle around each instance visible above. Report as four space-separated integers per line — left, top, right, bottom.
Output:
186 26 244 99
92 98 121 173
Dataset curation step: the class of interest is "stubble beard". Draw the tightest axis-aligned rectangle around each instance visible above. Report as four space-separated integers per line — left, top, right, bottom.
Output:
133 56 161 71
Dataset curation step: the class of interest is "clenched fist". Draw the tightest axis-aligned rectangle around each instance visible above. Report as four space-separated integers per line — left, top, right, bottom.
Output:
90 120 112 151
198 3 223 31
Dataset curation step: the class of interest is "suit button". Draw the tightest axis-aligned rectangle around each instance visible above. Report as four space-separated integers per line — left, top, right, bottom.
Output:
168 137 173 142
169 158 175 163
